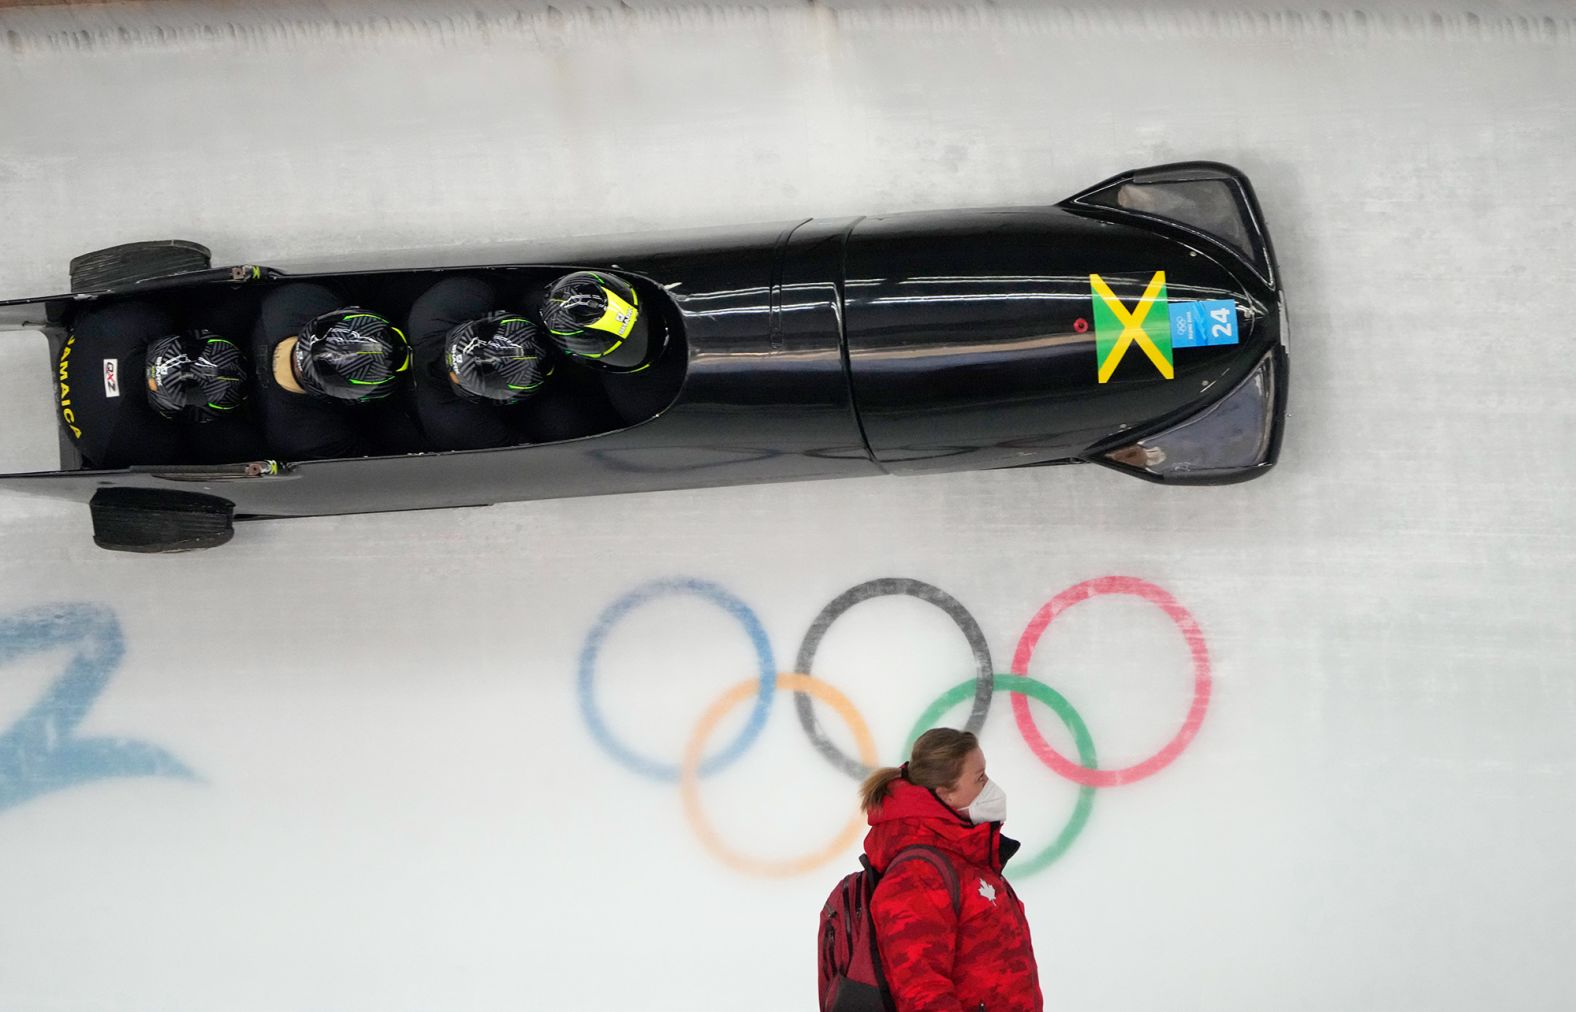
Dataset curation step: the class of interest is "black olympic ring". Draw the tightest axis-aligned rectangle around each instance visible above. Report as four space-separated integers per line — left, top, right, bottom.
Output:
793 578 994 779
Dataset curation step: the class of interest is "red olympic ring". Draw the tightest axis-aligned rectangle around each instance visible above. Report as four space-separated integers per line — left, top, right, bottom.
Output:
1009 576 1210 788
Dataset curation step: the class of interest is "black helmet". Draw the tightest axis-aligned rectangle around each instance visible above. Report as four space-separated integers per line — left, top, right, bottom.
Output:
145 329 249 423
540 271 648 369
291 308 410 402
445 311 555 405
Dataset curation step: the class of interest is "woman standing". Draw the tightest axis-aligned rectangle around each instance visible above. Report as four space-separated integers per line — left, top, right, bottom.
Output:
860 729 1043 1012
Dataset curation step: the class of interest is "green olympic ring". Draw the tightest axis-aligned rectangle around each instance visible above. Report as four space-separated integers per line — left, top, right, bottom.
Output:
907 674 1097 879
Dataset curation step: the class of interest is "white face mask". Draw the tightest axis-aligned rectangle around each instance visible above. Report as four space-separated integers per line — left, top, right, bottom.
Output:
964 779 1007 825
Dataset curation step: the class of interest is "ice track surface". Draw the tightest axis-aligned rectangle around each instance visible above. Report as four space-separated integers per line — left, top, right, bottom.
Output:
0 2 1572 1009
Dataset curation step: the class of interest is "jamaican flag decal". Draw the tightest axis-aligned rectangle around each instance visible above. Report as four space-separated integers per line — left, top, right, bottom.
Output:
1089 271 1174 384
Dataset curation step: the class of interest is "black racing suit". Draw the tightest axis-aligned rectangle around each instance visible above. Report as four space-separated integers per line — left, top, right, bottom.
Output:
60 298 266 469
406 276 620 451
251 282 428 460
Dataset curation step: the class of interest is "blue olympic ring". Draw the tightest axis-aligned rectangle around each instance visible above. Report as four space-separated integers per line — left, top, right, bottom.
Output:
577 577 775 782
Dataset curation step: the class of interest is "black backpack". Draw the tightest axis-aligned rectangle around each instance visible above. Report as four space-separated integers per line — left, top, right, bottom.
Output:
818 845 962 1012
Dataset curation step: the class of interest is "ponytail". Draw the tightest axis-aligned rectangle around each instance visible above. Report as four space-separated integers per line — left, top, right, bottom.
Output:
858 728 979 813
859 766 904 812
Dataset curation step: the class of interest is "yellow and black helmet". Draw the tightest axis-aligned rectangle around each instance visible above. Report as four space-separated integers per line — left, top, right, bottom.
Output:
540 271 650 371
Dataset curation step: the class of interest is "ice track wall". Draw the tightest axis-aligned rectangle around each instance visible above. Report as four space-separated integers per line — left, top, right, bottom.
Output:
0 2 1572 1010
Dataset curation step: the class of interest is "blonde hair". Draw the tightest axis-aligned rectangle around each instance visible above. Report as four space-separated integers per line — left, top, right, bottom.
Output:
859 728 979 812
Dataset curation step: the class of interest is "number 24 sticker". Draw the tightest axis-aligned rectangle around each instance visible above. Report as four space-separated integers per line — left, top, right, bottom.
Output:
1168 300 1240 349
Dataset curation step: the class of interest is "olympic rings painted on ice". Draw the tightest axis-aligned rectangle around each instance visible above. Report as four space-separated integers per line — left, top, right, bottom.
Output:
578 575 1214 878
578 578 776 782
794 578 994 780
1009 576 1211 788
682 674 879 878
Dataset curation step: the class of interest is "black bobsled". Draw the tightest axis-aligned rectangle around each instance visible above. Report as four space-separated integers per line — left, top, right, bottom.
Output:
0 162 1288 552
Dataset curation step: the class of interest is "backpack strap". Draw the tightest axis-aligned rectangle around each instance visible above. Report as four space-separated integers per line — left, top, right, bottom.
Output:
884 845 962 918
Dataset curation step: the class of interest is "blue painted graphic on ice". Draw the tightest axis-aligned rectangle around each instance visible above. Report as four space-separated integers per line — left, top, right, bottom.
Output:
0 604 193 813
578 577 775 783
1168 300 1240 348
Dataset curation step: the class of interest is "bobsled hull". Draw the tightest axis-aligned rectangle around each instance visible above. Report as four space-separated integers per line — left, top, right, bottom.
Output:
0 162 1287 552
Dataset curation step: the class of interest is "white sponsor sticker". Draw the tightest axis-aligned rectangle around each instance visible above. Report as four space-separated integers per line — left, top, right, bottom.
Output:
103 358 120 398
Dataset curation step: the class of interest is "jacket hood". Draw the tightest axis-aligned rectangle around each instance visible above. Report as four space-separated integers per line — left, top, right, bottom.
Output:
862 770 1020 874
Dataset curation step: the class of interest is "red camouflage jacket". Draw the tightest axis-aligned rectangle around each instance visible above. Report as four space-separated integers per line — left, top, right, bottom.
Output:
864 776 1043 1012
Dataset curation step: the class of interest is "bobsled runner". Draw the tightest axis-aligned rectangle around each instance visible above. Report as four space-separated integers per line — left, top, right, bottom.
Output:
0 161 1287 552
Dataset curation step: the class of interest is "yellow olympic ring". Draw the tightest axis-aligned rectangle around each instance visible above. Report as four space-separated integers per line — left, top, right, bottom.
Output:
680 673 878 878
